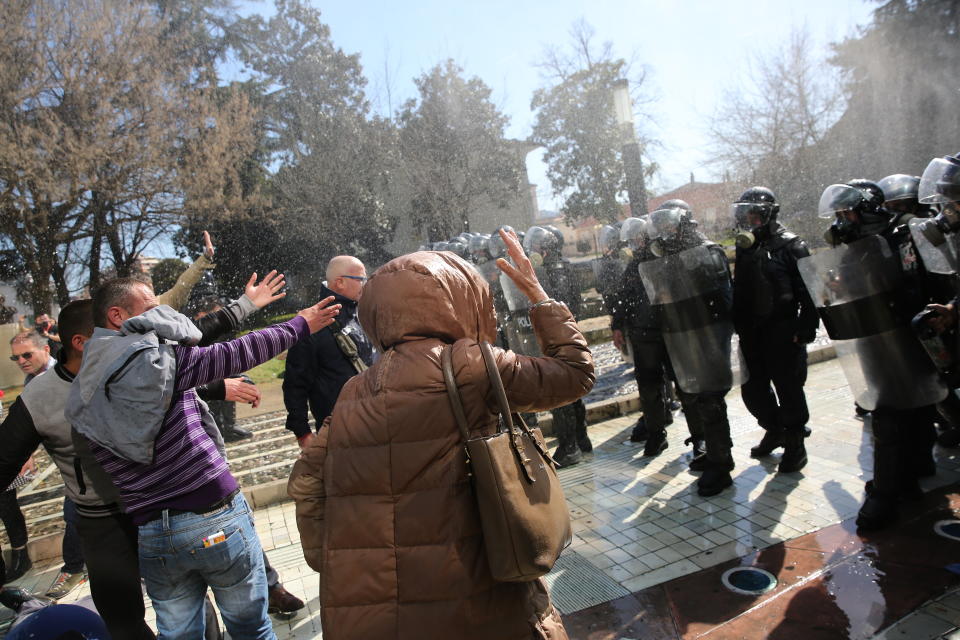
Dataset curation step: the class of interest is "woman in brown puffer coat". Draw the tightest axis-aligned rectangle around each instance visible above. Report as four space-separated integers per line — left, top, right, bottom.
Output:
288 230 594 639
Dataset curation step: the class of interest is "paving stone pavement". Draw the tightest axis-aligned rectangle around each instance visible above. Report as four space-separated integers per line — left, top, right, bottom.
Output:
4 355 960 639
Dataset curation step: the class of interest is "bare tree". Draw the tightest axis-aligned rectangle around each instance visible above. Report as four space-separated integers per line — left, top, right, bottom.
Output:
708 28 844 232
0 0 255 311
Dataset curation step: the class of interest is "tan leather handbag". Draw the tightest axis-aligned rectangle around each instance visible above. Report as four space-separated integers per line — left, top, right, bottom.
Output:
442 342 572 582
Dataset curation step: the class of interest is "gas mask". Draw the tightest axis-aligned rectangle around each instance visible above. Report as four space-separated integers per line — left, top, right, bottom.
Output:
827 215 862 245
915 204 960 247
649 238 665 258
618 247 634 261
735 231 756 250
528 252 544 268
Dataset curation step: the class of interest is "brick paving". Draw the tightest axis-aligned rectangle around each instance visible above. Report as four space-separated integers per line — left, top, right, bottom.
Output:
5 355 960 639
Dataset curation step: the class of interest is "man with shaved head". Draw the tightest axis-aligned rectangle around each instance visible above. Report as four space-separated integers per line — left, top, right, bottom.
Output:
283 255 375 447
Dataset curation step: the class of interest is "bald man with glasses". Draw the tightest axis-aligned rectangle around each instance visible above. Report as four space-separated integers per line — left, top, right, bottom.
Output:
283 256 376 448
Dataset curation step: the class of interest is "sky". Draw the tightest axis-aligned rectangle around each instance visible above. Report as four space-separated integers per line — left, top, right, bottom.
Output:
255 0 877 213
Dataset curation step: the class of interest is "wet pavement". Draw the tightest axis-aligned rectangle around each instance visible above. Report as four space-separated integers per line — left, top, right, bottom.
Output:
4 355 960 639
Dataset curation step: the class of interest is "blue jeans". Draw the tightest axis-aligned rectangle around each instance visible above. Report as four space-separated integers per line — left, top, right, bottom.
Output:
137 493 275 640
61 497 85 574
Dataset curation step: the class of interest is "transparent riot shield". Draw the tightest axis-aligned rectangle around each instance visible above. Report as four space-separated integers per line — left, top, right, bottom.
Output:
499 272 541 356
908 217 960 275
592 255 626 299
636 244 746 393
797 235 947 410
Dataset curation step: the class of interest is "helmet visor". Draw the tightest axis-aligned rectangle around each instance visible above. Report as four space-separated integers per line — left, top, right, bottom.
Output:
818 184 864 219
619 217 650 247
919 156 960 204
878 174 920 203
731 202 770 230
523 226 552 254
649 207 683 238
599 225 620 252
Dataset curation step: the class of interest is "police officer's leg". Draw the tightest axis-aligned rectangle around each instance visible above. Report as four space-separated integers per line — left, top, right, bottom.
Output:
631 336 670 456
551 402 582 468
857 407 904 530
904 405 937 481
936 390 960 447
739 335 782 457
665 350 705 463
696 392 735 497
573 399 591 453
771 338 810 473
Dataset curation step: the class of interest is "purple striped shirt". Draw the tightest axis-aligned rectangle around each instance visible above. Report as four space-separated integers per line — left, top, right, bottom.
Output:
91 316 309 524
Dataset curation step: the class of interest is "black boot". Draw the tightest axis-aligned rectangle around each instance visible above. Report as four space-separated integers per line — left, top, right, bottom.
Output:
697 449 734 497
750 428 784 458
629 417 648 443
778 430 808 473
221 425 253 442
857 411 901 531
643 429 668 457
551 405 581 468
575 411 593 453
686 437 708 471
5 548 31 582
552 443 582 468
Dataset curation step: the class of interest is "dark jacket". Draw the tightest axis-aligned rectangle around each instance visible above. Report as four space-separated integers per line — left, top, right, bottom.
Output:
539 258 582 319
610 252 661 339
283 285 374 438
734 223 819 343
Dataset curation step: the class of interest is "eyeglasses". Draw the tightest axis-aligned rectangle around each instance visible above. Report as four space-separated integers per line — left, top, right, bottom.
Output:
9 352 34 362
340 275 368 283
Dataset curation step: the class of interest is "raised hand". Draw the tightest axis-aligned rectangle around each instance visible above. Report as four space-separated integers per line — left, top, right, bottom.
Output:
245 270 287 309
203 230 215 260
495 228 549 304
297 296 342 333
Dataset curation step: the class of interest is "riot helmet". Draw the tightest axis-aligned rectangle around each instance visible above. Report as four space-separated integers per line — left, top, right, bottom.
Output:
432 241 450 252
648 202 696 256
598 224 621 255
878 173 925 218
919 153 960 205
467 234 491 263
544 225 566 252
445 239 468 259
619 217 650 253
819 180 890 245
523 226 559 267
731 186 779 249
487 225 514 259
912 154 960 245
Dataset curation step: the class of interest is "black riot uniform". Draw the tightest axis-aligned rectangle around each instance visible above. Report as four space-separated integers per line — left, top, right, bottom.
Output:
913 155 960 447
639 202 737 496
525 226 591 467
815 180 948 530
612 217 699 458
732 187 818 472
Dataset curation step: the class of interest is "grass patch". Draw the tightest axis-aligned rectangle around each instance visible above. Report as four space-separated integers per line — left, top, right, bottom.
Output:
246 356 286 385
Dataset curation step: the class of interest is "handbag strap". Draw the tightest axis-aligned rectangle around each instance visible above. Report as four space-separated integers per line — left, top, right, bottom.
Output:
478 342 514 426
441 346 471 441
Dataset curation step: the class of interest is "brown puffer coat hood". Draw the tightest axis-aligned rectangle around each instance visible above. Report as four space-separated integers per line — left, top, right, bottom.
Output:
289 250 591 640
358 250 496 350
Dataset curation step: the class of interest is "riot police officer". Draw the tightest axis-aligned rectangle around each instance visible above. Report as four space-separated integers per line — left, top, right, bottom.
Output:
732 187 818 472
636 202 739 496
594 223 625 316
810 180 948 530
611 217 696 456
524 225 592 466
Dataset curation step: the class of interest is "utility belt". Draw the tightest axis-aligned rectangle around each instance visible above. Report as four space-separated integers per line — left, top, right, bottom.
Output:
143 488 240 524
